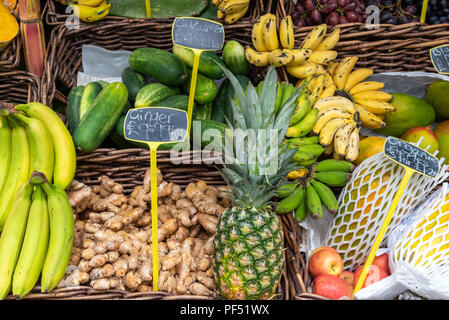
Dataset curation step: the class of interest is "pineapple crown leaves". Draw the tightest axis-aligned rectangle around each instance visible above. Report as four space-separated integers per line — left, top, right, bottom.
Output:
216 64 303 208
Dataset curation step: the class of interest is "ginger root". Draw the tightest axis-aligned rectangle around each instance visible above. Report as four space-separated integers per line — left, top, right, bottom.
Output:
66 170 231 296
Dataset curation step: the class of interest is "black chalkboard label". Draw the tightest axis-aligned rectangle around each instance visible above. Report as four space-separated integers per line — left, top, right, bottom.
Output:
430 45 449 74
124 107 188 144
384 136 440 178
172 17 224 51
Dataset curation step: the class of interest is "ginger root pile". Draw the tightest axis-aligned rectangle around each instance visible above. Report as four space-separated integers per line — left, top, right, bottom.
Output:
62 169 231 297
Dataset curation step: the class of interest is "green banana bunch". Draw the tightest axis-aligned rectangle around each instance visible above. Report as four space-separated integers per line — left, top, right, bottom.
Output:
11 111 55 181
37 172 74 293
12 185 49 298
0 182 33 299
275 159 355 221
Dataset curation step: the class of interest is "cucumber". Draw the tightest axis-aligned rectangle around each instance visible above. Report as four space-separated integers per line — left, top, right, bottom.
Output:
79 81 103 121
122 100 133 115
109 129 135 149
191 119 229 148
66 85 85 134
194 102 213 120
212 74 250 124
129 48 189 86
73 82 129 152
157 95 196 112
122 67 147 102
222 40 250 76
172 44 226 80
96 80 109 89
135 83 180 108
182 69 218 105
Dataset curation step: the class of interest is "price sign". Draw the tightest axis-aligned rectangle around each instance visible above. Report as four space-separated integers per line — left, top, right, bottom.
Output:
172 17 224 135
384 137 440 178
124 107 188 144
172 17 225 51
430 45 449 75
124 107 188 291
353 136 440 298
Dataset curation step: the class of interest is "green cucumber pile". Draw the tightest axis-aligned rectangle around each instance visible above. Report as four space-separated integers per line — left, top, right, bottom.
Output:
67 41 251 152
276 159 354 221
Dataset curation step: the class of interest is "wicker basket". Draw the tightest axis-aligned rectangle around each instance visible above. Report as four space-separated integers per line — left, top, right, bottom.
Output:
4 148 298 300
44 0 274 26
0 70 41 104
0 36 21 71
42 17 262 106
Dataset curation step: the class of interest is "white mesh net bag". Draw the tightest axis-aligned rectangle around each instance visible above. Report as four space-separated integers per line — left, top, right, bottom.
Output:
354 183 449 300
325 149 449 271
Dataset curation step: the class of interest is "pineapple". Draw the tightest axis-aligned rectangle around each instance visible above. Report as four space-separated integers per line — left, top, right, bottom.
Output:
213 65 302 300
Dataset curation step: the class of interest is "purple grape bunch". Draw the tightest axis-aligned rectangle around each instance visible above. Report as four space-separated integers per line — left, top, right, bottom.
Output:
290 0 449 26
292 0 369 26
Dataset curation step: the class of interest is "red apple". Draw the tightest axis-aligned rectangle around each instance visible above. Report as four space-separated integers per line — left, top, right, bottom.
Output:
339 271 355 287
309 247 343 278
353 264 388 288
313 274 348 300
372 253 391 275
310 246 339 257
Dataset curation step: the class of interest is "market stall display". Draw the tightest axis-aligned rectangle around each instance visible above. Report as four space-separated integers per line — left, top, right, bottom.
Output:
2 0 449 303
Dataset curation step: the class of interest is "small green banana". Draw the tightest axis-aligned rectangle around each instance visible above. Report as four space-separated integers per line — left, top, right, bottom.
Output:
312 170 352 187
294 188 307 222
274 81 284 112
295 157 319 168
280 83 295 108
12 185 49 298
286 108 319 138
39 173 74 293
312 159 355 173
292 150 316 163
0 116 12 195
306 181 323 219
296 143 325 157
276 184 304 214
310 179 339 214
288 136 320 145
289 94 311 126
256 80 264 96
276 182 300 198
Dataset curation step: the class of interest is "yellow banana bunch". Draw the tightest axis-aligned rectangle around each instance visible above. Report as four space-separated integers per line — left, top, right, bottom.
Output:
69 0 111 23
311 96 361 162
215 0 250 24
285 25 340 82
322 58 394 129
248 14 299 68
